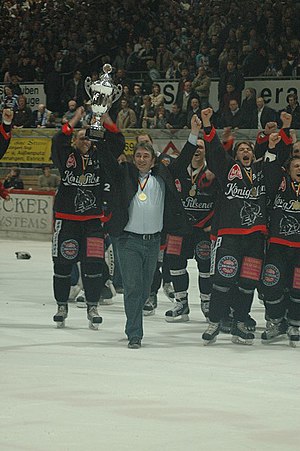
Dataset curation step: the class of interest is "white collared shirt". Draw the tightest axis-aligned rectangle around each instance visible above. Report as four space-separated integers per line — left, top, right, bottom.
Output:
124 171 165 234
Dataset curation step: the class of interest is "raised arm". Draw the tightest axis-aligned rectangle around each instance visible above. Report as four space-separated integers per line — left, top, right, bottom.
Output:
201 107 232 185
169 114 202 173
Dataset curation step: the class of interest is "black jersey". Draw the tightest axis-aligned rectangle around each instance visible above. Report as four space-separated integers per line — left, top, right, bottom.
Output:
204 127 268 237
169 143 218 229
51 123 124 221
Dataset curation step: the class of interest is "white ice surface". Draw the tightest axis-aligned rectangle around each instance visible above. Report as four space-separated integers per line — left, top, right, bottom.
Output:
1 238 300 451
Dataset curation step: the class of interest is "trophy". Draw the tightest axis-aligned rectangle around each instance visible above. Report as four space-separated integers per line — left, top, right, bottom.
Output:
85 64 122 140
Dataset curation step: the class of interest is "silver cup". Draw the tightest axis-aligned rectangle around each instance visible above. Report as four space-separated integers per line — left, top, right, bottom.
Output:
85 64 123 139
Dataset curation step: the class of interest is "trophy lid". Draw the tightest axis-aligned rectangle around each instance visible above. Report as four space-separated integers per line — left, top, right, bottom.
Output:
103 64 112 75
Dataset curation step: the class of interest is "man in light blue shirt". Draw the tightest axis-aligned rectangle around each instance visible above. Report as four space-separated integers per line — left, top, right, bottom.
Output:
115 116 202 349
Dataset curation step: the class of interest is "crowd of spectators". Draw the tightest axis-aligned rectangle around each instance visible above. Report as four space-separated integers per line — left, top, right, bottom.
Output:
0 0 300 127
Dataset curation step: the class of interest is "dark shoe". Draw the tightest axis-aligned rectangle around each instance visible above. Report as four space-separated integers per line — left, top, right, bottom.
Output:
128 337 142 349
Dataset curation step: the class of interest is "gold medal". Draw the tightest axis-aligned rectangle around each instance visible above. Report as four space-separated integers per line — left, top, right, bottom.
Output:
251 187 257 196
293 200 300 210
189 189 196 197
138 192 147 201
79 174 86 184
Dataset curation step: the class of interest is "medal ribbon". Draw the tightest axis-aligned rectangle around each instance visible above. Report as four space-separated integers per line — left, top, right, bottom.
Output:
81 155 90 174
138 174 150 193
189 165 203 188
243 167 253 187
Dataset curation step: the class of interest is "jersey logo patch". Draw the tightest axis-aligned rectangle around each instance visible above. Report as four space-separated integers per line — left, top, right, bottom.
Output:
262 264 280 287
66 153 77 168
217 255 238 278
228 164 243 181
240 201 261 226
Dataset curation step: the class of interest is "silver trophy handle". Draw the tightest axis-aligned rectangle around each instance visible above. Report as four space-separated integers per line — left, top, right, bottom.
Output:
112 84 123 104
84 77 92 100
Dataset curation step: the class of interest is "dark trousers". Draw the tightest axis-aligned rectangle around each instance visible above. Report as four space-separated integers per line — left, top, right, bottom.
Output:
209 233 264 322
118 232 160 340
52 219 105 306
261 243 300 326
166 228 212 303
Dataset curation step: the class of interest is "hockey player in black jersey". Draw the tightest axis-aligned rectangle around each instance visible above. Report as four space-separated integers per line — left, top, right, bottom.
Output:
164 136 218 322
201 107 290 345
261 137 300 346
51 107 125 328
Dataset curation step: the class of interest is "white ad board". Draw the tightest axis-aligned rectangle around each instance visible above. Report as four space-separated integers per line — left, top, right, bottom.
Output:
0 191 54 237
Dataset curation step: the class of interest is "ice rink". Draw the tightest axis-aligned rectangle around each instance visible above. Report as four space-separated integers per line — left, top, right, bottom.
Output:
1 238 300 451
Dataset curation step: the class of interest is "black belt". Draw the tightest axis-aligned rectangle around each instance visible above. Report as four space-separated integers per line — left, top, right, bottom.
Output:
124 231 161 240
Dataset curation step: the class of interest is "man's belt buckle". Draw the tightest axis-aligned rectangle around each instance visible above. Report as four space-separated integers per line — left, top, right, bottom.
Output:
142 234 153 240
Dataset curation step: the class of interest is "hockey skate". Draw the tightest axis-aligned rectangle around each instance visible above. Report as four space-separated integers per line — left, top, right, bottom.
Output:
287 326 299 348
231 321 255 345
53 304 68 328
143 293 157 316
99 280 116 305
87 305 102 330
163 283 175 300
165 299 189 322
76 290 86 308
261 319 287 343
202 321 220 345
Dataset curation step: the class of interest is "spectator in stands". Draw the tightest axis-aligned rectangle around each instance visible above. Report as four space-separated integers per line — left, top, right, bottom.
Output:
218 61 245 109
263 55 278 76
281 94 300 129
63 70 85 108
192 66 211 109
186 98 201 129
240 87 257 128
154 106 169 129
3 167 24 190
1 86 19 112
176 66 193 95
13 95 33 128
150 83 164 111
8 74 22 96
18 55 36 82
132 84 143 118
220 99 246 129
44 65 63 115
116 98 137 129
175 80 197 117
165 57 182 79
33 104 52 128
62 100 82 128
220 82 241 115
122 85 133 107
250 96 277 130
138 95 156 129
165 103 186 129
38 166 60 191
156 42 173 76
